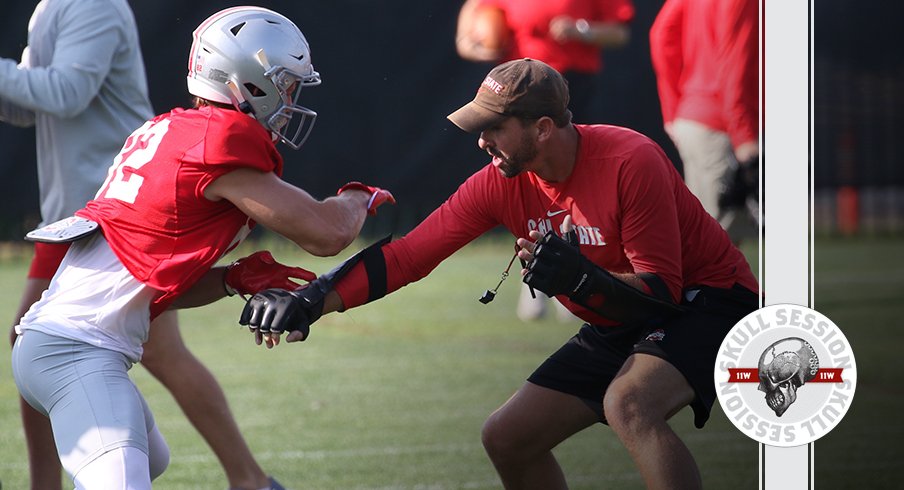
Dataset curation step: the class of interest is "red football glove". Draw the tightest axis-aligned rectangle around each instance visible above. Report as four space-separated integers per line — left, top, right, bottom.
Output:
337 181 396 216
224 251 316 297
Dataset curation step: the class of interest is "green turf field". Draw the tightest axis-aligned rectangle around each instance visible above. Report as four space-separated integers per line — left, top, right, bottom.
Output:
0 235 899 489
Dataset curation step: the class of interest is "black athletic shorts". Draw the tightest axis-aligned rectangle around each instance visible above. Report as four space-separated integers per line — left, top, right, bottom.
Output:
527 284 758 429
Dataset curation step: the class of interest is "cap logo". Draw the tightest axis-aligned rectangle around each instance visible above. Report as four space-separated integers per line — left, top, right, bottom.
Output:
481 76 504 95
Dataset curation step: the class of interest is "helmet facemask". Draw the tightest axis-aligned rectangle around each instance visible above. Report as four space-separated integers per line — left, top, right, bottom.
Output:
267 64 320 149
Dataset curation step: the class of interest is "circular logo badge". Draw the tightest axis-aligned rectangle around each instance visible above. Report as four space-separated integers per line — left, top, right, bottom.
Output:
714 304 857 447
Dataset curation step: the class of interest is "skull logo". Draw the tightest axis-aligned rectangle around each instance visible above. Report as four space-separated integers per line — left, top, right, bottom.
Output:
757 337 819 417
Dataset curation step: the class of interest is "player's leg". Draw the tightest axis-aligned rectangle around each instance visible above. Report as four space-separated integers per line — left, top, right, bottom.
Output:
9 242 71 490
602 353 700 490
147 422 171 480
72 447 152 490
71 361 170 490
482 382 599 489
140 311 273 490
16 392 62 490
10 279 62 490
12 330 159 489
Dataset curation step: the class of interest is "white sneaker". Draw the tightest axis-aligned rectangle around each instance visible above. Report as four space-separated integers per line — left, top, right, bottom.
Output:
516 284 547 321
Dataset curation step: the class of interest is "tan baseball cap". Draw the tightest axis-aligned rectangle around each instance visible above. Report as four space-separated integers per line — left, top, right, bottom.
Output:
448 58 571 133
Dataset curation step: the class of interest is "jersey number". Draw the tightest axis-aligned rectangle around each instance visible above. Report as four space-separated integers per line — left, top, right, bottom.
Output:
96 119 172 203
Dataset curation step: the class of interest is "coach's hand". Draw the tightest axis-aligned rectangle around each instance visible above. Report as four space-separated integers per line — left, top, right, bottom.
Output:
516 216 581 297
337 181 396 216
239 285 324 348
522 230 589 298
225 251 316 298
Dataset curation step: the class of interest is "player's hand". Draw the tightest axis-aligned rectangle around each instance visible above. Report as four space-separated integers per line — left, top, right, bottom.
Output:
239 284 326 348
337 181 396 216
224 251 316 298
239 235 392 347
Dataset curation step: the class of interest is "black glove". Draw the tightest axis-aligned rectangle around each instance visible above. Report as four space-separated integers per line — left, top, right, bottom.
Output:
719 158 759 210
524 231 684 323
523 230 589 299
239 285 324 341
238 235 393 341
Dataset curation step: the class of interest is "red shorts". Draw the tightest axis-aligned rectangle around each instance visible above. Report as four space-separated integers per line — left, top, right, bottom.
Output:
28 242 72 280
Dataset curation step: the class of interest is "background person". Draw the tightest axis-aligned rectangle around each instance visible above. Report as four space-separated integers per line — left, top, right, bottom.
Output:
649 0 760 243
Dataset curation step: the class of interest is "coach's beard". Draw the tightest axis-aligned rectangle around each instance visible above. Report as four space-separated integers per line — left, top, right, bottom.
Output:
491 152 520 178
489 140 537 179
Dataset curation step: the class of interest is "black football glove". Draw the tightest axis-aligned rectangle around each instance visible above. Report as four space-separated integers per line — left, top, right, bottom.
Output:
523 230 590 299
523 231 683 323
719 157 759 210
239 285 323 341
238 235 393 341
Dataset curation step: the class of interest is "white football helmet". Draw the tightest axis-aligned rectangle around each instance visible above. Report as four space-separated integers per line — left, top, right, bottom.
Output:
187 6 321 149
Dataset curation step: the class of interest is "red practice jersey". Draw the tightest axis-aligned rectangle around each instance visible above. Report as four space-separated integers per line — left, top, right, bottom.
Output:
77 106 282 316
337 124 757 326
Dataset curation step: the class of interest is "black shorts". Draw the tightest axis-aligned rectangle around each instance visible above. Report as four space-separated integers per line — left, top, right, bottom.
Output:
527 284 758 429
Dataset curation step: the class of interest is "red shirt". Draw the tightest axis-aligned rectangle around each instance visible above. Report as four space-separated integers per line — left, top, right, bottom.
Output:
336 125 757 326
649 0 758 148
479 0 635 74
77 106 282 316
